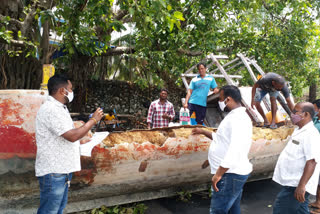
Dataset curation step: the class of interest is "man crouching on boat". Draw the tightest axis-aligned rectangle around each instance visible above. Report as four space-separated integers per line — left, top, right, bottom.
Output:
192 85 253 214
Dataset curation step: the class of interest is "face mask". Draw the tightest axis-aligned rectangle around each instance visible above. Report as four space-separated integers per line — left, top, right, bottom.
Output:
218 98 227 111
64 88 74 103
291 113 303 125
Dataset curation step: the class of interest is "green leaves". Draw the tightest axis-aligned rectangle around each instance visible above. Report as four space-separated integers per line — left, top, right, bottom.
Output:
89 203 147 214
173 11 185 21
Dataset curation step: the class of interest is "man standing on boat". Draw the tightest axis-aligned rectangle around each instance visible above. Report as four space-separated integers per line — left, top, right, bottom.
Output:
192 85 253 214
147 88 175 129
251 72 294 129
183 63 219 125
35 74 104 214
272 102 320 214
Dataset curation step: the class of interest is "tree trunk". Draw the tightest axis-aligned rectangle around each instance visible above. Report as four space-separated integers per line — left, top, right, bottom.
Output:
0 52 42 89
309 83 317 102
68 56 95 113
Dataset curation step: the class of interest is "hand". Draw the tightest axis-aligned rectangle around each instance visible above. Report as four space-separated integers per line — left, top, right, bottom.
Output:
213 88 220 94
192 128 203 135
212 175 222 192
294 185 306 203
183 103 188 109
80 138 91 145
92 108 104 122
251 99 255 109
162 112 169 119
201 160 209 169
148 124 151 129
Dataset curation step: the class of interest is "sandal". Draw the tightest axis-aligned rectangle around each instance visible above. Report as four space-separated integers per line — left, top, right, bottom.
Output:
269 124 278 129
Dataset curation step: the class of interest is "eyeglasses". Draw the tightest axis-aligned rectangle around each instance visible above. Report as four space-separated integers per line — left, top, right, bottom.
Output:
292 109 304 114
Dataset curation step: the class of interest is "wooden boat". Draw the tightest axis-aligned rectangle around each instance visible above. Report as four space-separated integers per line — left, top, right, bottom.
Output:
0 90 294 213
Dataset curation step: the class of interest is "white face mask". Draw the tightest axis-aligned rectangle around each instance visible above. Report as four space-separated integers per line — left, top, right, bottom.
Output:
218 98 227 111
64 88 74 103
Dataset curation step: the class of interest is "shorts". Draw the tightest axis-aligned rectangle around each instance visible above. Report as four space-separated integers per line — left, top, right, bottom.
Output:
254 88 279 102
188 103 206 124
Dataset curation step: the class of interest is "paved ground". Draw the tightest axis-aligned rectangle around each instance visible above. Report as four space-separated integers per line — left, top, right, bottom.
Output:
143 179 316 214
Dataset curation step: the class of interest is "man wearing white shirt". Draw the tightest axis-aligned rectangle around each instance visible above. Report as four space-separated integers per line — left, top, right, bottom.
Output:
192 85 253 214
35 74 104 214
272 102 320 214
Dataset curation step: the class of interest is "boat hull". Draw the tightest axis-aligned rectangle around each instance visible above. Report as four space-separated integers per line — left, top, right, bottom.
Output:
0 90 294 213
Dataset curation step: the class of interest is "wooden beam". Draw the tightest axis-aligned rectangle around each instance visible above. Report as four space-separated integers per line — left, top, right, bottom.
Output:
248 58 266 75
181 74 243 79
209 57 240 74
237 53 257 82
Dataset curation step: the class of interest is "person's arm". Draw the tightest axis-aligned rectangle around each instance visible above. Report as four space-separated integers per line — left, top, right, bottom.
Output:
285 97 294 112
212 166 229 192
251 82 259 108
294 159 316 202
184 89 193 109
210 78 219 94
281 86 294 112
62 108 104 142
147 103 154 129
192 128 213 140
168 104 175 121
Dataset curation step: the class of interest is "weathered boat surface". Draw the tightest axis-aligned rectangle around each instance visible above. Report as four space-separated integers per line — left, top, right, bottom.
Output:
0 90 294 214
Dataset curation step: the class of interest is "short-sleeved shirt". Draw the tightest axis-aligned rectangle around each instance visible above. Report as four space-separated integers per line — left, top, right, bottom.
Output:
188 75 217 107
147 99 175 128
35 96 81 177
313 116 320 133
256 72 290 98
272 121 320 195
208 107 253 175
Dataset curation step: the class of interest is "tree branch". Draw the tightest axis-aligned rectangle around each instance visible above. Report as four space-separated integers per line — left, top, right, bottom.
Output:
102 46 135 56
102 46 232 57
0 14 23 28
21 1 39 36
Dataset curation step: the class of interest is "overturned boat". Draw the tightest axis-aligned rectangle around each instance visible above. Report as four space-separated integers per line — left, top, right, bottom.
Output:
0 54 295 213
0 89 294 213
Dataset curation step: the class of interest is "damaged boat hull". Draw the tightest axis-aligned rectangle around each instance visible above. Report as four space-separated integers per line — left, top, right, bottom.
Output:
0 90 294 213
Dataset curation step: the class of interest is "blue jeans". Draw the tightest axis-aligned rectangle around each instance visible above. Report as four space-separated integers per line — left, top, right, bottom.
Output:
37 173 72 214
254 88 279 102
210 173 249 214
273 186 310 214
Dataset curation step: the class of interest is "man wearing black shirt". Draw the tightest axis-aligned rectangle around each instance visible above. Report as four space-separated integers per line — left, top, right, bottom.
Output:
251 72 294 129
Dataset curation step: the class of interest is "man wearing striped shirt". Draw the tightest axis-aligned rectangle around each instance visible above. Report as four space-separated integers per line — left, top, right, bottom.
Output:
147 89 175 129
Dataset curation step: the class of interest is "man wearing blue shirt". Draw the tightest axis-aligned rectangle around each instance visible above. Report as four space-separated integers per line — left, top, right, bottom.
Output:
183 63 219 125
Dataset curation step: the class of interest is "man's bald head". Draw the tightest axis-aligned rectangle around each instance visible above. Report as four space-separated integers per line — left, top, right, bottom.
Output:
296 102 315 118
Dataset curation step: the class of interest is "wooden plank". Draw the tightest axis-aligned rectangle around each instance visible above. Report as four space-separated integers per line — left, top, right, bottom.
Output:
209 57 240 74
209 54 234 85
182 77 189 90
181 74 243 79
206 54 229 60
209 54 259 123
249 58 266 75
238 53 257 82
